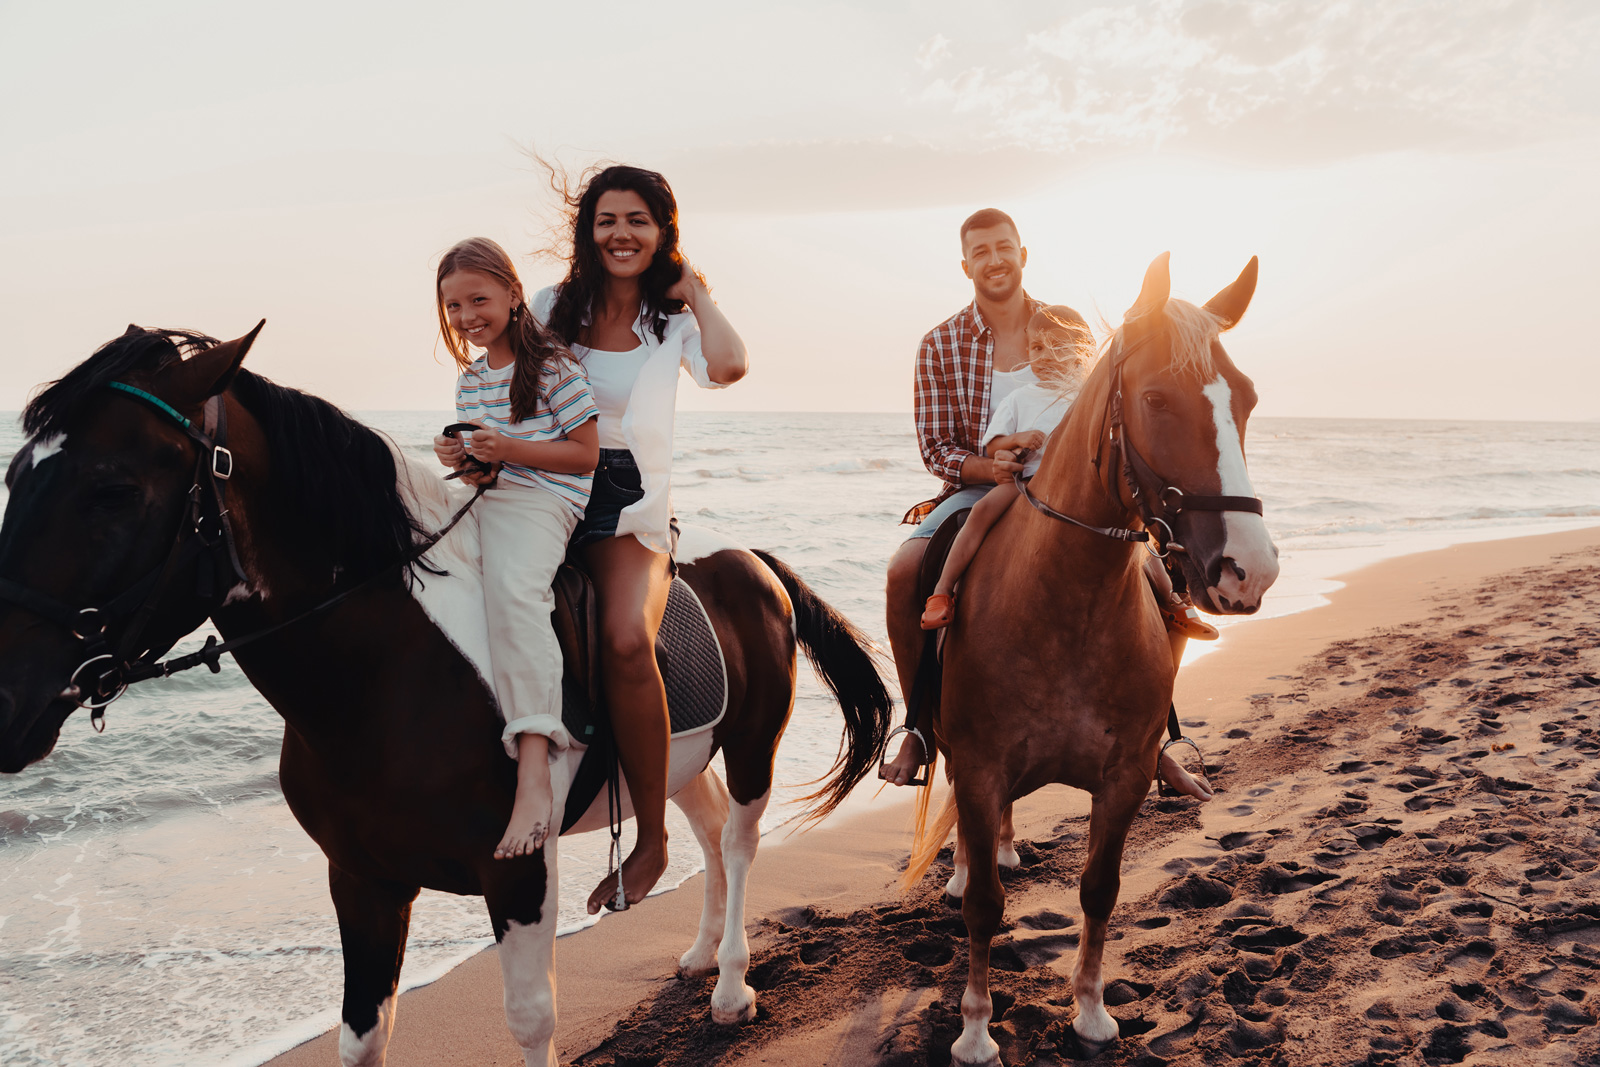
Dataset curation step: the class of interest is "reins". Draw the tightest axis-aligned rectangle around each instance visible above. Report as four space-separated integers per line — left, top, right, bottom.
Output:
0 383 485 728
1012 328 1264 560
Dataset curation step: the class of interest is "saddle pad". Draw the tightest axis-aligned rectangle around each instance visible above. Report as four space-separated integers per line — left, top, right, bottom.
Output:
559 575 728 744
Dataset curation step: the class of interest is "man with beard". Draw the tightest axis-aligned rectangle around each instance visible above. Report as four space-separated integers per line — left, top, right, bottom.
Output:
878 208 1039 787
878 209 1215 796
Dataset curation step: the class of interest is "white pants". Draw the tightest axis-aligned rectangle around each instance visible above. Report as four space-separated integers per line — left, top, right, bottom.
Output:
478 485 578 759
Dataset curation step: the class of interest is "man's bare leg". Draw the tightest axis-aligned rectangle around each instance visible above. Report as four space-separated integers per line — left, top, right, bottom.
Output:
1157 629 1213 800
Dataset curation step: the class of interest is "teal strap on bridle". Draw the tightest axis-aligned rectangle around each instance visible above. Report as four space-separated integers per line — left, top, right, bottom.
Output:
107 382 191 429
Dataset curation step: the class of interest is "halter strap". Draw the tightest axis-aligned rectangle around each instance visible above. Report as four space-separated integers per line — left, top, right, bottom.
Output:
106 381 192 429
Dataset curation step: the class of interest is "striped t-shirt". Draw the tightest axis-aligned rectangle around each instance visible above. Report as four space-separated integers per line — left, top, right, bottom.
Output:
454 352 599 515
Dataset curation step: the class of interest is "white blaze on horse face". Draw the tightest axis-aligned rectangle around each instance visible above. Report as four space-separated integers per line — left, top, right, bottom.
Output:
30 434 66 467
1201 378 1279 611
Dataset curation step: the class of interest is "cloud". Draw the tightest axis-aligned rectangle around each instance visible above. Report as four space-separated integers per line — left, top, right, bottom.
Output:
915 0 1600 161
916 33 952 71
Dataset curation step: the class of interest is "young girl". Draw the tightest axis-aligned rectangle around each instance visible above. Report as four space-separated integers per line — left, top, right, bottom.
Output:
430 237 601 860
533 164 748 914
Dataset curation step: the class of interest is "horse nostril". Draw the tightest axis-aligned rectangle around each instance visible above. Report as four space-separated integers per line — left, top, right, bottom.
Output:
1224 558 1246 582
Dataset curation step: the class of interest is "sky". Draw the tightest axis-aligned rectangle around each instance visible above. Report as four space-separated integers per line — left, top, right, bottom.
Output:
2 0 1597 420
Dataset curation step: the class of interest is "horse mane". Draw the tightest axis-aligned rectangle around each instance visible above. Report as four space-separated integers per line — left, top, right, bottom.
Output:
229 371 439 585
23 327 216 438
1114 298 1223 381
23 326 434 586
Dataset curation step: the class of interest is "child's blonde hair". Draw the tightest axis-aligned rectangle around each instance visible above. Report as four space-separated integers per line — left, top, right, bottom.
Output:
436 237 565 423
1028 305 1097 393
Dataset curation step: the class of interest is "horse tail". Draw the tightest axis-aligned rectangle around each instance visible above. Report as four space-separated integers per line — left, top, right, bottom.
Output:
903 785 958 890
752 550 894 826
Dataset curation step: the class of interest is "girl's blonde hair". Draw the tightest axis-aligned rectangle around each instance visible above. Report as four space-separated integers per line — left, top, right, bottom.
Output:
1028 305 1097 393
436 237 564 423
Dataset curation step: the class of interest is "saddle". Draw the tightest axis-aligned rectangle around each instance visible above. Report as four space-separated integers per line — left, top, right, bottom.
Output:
552 562 728 833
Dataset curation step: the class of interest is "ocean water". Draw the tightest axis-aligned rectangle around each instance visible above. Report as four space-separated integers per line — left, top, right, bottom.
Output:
0 411 1596 1066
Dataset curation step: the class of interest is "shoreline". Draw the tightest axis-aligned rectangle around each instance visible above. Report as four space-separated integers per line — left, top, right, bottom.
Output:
263 523 1600 1066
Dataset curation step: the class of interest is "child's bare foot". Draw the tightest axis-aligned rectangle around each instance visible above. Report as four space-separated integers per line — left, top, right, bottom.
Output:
1158 750 1214 801
496 733 553 860
586 834 668 914
878 728 927 786
495 785 552 859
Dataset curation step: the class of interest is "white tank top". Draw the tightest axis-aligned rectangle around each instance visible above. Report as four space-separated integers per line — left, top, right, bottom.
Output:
571 343 651 449
989 365 1037 414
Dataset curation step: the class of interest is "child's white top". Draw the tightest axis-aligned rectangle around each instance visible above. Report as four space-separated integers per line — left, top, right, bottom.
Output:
989 365 1037 413
981 381 1081 479
454 351 599 516
531 285 729 555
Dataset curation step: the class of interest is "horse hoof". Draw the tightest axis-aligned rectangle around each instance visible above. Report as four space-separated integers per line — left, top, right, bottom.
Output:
949 1044 1002 1067
944 892 963 911
1072 1008 1120 1047
677 950 719 977
997 844 1021 870
711 986 757 1026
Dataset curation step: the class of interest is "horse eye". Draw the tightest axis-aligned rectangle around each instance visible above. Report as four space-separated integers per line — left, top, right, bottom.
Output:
1143 392 1168 411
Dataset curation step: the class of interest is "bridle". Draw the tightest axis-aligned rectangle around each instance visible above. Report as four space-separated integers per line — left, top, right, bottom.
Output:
0 385 481 729
1014 326 1264 566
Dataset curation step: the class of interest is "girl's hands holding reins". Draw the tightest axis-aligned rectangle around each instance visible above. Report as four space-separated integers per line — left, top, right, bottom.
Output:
433 433 466 468
466 427 512 465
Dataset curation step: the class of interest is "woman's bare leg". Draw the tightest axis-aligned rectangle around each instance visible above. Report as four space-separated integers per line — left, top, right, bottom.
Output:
583 534 674 913
496 732 554 859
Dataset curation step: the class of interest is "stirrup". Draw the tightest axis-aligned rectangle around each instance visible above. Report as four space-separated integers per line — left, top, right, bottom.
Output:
1157 735 1212 799
881 725 931 788
605 831 629 912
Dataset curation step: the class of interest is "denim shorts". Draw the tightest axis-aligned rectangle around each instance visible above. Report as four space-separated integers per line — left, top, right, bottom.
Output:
902 485 995 540
570 449 679 562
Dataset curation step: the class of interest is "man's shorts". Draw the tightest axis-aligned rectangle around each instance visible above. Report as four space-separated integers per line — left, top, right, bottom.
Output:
902 485 995 540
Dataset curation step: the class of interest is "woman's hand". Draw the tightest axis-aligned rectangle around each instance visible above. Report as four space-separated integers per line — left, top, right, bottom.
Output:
665 257 704 308
433 433 466 469
467 428 512 465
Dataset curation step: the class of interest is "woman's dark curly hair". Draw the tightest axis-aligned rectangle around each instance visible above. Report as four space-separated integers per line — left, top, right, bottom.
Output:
543 164 689 347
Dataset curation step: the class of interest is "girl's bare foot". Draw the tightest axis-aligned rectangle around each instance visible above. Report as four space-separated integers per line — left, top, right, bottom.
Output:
495 791 551 859
586 834 668 914
1158 750 1214 801
496 734 553 860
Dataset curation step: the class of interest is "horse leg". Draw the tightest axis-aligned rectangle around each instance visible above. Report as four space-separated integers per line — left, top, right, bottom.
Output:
1071 770 1146 1046
945 824 970 905
485 841 560 1067
997 803 1020 869
329 866 418 1067
671 766 731 976
951 779 1006 1067
709 784 768 1025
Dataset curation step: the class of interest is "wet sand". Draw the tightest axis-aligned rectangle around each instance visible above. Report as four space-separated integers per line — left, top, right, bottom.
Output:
267 525 1600 1066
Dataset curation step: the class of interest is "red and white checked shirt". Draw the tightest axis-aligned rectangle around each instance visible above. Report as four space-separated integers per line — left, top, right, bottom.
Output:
907 294 1044 523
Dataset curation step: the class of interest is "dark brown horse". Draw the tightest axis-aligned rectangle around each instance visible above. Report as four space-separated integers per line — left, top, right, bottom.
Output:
0 325 892 1066
904 255 1279 1064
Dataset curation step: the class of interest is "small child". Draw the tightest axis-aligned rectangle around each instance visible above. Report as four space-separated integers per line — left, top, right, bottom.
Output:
430 237 600 860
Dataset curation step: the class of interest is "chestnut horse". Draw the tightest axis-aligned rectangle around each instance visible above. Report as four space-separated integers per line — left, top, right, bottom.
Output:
0 325 892 1066
904 255 1279 1065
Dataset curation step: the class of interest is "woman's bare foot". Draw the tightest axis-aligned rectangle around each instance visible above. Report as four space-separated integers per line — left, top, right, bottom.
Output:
878 731 926 787
586 834 668 914
1158 750 1214 801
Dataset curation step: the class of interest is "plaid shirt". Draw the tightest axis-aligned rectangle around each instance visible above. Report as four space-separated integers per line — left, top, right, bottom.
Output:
908 293 1044 522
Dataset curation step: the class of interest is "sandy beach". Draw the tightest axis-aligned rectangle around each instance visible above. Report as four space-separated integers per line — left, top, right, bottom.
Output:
267 525 1600 1066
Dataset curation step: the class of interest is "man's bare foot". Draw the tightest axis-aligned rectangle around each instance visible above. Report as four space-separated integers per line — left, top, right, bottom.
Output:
878 732 925 787
586 836 668 914
495 792 552 859
1158 751 1214 801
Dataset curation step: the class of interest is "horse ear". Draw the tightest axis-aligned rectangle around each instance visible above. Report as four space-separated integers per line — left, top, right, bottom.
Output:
158 320 266 405
1204 257 1259 329
1127 252 1171 320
